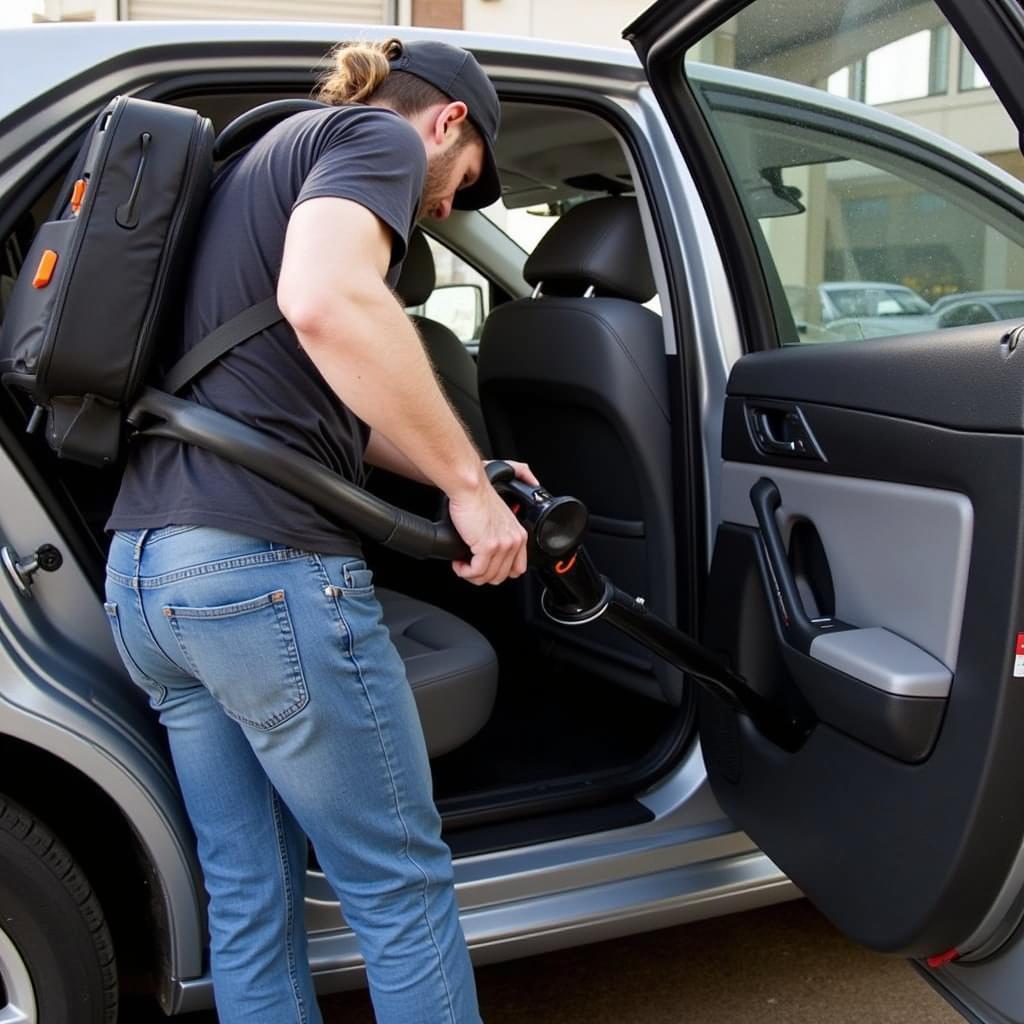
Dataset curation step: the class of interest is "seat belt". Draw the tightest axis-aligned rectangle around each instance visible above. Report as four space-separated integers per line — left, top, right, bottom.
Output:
161 295 283 395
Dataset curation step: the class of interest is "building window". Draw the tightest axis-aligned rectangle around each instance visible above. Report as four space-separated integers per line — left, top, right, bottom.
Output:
827 26 949 105
959 46 990 92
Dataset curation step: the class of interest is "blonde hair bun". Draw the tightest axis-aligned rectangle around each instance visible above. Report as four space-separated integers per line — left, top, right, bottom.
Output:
318 38 404 106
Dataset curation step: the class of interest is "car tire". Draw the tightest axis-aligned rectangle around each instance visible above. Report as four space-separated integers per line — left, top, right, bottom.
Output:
0 793 117 1024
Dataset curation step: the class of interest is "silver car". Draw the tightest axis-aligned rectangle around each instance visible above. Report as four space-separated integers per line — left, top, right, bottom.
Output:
4 1 1024 1022
931 290 1024 328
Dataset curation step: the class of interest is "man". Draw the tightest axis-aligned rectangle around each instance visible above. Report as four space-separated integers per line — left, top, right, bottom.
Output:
103 38 527 1023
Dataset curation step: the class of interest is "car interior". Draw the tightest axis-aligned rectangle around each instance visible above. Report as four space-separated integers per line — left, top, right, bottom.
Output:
0 88 694 852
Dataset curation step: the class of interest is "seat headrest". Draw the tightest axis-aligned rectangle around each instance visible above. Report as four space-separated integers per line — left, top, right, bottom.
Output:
396 229 436 308
214 98 326 161
523 197 655 303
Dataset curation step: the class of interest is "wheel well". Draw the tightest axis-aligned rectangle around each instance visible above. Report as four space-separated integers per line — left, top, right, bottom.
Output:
0 734 168 1001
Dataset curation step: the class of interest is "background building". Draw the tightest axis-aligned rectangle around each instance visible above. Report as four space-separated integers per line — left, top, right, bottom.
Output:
3 0 460 27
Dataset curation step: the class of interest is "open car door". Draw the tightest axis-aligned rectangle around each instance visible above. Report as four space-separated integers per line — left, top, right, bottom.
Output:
627 0 1024 1019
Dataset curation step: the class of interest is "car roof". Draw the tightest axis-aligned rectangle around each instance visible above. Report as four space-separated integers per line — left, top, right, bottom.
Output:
0 20 644 124
933 290 1024 309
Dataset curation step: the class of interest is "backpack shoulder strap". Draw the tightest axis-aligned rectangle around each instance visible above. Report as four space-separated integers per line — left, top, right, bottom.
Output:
162 296 283 395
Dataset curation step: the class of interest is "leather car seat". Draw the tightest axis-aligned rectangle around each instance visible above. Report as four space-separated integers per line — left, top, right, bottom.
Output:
396 229 490 454
476 196 681 704
378 588 497 758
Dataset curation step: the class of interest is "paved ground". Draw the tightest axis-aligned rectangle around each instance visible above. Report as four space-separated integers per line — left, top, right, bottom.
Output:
123 899 963 1022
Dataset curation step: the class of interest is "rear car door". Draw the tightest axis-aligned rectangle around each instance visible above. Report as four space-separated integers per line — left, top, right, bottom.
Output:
628 0 1024 1019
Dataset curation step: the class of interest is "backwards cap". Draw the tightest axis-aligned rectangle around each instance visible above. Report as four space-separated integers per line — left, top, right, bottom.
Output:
389 40 501 211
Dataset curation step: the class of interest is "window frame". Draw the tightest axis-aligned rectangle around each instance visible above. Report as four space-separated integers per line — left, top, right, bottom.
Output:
687 77 1024 346
958 42 993 92
627 0 1024 354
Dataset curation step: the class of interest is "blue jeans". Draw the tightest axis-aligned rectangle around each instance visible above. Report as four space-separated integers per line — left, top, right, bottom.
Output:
104 526 480 1024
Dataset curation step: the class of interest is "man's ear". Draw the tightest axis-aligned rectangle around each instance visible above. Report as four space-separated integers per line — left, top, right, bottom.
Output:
432 100 469 143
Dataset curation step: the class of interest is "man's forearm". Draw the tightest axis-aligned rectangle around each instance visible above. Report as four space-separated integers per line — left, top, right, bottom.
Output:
364 428 433 485
289 278 485 499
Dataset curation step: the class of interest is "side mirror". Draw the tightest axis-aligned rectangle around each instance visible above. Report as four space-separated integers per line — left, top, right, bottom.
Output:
423 283 485 342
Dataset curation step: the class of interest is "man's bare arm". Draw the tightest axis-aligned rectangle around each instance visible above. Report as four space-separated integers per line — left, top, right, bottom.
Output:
278 196 526 584
364 429 433 485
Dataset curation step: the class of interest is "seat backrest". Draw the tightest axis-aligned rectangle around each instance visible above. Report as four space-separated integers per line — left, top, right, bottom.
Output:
396 230 490 455
477 197 681 704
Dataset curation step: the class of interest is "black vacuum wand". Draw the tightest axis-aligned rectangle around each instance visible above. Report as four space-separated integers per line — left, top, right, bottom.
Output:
488 464 812 752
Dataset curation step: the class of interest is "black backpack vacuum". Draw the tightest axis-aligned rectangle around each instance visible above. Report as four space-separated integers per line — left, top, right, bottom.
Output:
0 95 318 467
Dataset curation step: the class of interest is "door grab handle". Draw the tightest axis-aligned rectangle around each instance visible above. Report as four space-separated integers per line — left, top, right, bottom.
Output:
749 478 851 654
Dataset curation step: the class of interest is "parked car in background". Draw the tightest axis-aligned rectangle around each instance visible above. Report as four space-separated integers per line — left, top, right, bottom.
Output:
786 280 936 340
4 1 1024 1022
820 281 932 322
930 289 1024 327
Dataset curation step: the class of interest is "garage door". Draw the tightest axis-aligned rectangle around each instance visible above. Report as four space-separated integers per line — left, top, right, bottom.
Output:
122 0 393 22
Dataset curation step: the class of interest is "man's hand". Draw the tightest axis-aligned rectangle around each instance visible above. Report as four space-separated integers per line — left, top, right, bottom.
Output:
449 460 538 585
488 460 539 489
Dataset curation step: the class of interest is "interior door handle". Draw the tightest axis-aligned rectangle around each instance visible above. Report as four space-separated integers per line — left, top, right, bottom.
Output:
749 478 851 653
746 403 825 460
754 412 800 454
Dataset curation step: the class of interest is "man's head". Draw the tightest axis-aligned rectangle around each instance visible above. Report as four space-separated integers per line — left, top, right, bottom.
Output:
317 38 501 220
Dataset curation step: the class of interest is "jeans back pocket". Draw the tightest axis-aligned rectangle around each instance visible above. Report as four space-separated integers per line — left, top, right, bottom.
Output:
163 590 308 731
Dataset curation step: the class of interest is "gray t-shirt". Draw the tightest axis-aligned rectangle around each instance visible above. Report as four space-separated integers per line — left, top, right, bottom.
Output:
107 104 427 554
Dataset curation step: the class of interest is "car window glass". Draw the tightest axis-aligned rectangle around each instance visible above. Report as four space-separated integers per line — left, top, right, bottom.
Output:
996 300 1024 319
481 197 562 256
682 0 1024 345
405 236 490 346
940 302 996 328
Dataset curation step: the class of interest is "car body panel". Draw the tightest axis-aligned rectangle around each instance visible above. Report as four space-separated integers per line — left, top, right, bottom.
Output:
0 436 205 992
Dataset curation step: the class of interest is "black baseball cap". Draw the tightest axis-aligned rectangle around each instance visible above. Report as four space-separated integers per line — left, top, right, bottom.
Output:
389 40 502 210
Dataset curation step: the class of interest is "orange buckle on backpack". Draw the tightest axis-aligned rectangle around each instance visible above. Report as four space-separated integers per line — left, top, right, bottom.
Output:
70 178 87 215
32 250 58 289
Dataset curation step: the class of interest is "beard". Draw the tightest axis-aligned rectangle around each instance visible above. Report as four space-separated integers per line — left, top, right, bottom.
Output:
417 144 460 221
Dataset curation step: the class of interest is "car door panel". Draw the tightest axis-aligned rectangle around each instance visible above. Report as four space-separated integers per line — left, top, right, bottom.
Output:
719 459 973 672
699 334 1024 957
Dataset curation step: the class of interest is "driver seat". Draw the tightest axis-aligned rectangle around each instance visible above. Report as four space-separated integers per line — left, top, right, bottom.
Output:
477 197 681 705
